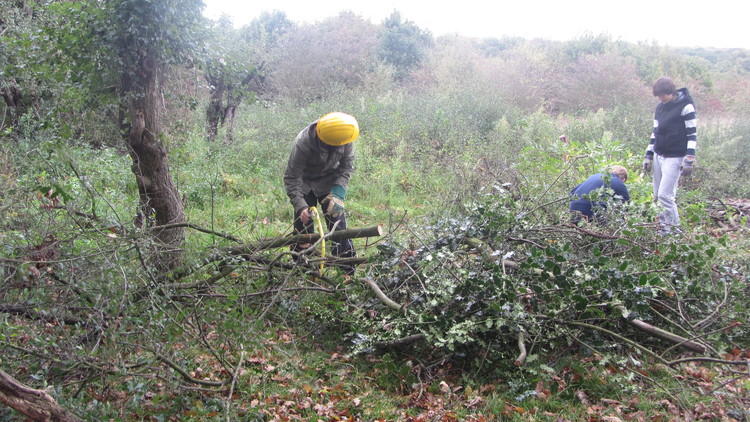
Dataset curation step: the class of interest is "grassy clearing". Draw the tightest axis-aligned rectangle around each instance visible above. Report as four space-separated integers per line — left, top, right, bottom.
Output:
2 90 749 421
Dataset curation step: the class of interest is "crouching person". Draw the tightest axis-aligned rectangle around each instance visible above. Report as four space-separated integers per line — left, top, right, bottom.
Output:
283 112 359 274
570 165 630 224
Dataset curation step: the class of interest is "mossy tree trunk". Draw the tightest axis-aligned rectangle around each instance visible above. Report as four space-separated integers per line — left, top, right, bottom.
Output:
123 52 185 273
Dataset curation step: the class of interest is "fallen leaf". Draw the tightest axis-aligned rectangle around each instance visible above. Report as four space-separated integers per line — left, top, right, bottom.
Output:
439 381 450 394
576 390 591 406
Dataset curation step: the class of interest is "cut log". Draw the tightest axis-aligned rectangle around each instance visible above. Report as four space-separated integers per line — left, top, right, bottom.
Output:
0 369 82 422
227 225 384 255
167 225 384 282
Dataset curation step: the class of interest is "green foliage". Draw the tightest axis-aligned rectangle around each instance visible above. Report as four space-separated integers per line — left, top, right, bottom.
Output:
477 37 524 57
241 10 294 52
378 11 432 80
698 120 750 196
269 12 380 103
107 0 205 70
347 187 746 366
564 33 613 60
205 17 259 92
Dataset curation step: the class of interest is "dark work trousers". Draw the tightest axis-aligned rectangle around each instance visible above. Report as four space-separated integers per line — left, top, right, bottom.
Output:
293 191 356 271
570 209 608 226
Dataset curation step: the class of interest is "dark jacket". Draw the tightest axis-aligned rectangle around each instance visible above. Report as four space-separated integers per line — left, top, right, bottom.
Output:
284 122 355 213
570 173 630 218
646 88 697 158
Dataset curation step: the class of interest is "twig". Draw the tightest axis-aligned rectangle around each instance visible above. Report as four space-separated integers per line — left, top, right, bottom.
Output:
529 154 588 212
171 286 337 299
225 348 245 422
150 222 241 243
660 322 735 357
289 220 341 261
694 276 729 329
556 319 669 365
195 310 232 374
525 196 571 218
707 373 750 395
50 205 100 223
647 304 695 341
507 236 544 249
668 357 750 367
258 270 294 320
366 209 407 249
169 225 383 281
624 366 688 410
152 350 227 387
615 304 706 353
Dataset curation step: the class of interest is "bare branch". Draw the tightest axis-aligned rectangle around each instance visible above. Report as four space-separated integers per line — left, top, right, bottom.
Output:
668 357 750 367
151 350 227 387
362 277 403 311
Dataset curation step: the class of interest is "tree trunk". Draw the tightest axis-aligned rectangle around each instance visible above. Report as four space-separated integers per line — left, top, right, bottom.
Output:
222 88 242 144
0 369 82 422
1 83 26 129
124 53 185 273
222 104 236 143
205 76 224 142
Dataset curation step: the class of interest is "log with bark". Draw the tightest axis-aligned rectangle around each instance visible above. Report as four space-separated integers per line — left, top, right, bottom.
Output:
0 369 82 422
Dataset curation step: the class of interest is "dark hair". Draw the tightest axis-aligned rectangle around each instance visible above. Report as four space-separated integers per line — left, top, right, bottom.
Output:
653 77 676 96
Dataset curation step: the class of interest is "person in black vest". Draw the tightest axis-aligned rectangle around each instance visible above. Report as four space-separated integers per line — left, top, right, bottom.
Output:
642 77 697 234
570 165 630 224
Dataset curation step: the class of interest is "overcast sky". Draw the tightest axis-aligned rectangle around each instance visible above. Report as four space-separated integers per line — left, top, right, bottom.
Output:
203 0 749 49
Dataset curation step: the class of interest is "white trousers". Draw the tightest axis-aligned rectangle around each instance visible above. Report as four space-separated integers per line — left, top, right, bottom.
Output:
653 155 683 228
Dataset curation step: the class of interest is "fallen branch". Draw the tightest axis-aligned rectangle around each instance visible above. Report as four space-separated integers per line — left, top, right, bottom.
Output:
0 369 82 422
0 303 85 326
374 334 426 351
668 357 750 367
150 222 242 243
152 351 227 387
362 277 403 310
556 319 670 365
170 286 337 299
615 305 706 353
462 237 519 269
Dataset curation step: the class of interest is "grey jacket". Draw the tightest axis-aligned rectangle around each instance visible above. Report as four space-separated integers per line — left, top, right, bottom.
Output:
284 122 355 213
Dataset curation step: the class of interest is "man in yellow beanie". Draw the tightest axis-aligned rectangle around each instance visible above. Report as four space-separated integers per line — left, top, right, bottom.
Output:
284 112 359 273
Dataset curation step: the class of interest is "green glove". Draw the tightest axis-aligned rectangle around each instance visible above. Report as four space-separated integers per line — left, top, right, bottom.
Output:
642 157 653 173
322 194 345 218
681 157 694 177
